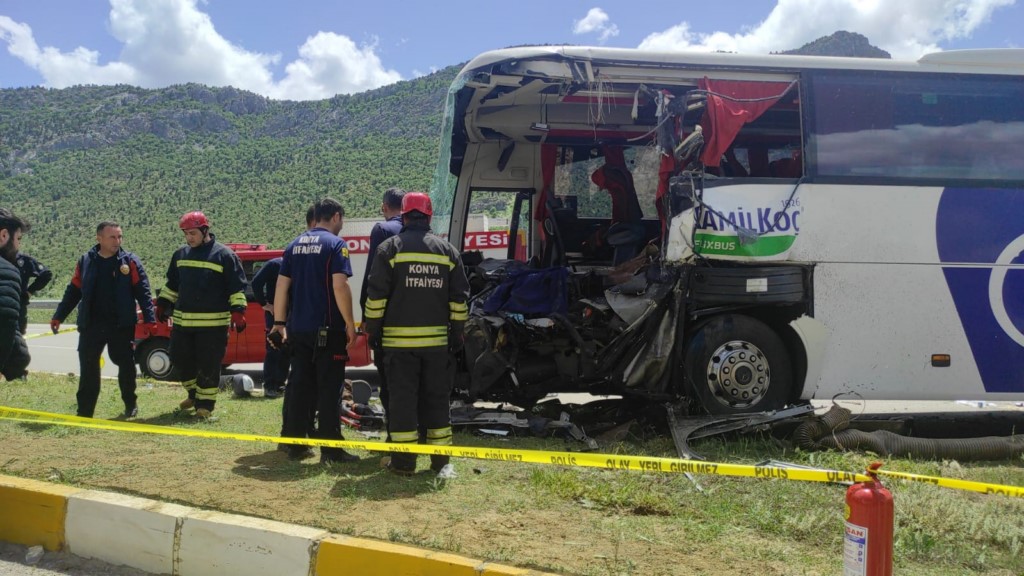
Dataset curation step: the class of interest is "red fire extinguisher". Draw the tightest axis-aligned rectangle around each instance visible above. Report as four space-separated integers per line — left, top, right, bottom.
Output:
844 461 893 576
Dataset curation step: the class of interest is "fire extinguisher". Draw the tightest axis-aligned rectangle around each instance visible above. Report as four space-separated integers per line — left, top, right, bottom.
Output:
844 461 893 576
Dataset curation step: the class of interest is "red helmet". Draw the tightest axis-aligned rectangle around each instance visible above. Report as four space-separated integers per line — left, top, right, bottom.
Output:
179 211 210 230
401 192 432 216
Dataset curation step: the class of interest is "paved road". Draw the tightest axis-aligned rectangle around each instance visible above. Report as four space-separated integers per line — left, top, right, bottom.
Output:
23 325 120 379
23 324 378 384
0 543 150 576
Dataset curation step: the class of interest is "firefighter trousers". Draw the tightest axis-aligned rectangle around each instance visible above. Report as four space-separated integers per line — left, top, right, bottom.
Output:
263 311 289 388
283 330 348 459
383 348 453 472
76 324 136 418
170 327 228 411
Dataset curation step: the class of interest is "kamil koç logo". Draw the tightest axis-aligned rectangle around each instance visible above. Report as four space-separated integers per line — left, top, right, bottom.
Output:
937 187 1024 393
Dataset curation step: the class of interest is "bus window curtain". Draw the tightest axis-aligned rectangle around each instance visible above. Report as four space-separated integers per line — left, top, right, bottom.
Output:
532 143 558 232
698 78 795 167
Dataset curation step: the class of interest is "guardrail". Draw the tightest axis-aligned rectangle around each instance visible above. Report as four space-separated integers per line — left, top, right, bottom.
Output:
28 299 59 310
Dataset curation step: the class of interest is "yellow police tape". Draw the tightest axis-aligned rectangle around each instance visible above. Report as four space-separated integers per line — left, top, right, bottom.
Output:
873 469 1024 498
1 405 1022 498
24 327 78 339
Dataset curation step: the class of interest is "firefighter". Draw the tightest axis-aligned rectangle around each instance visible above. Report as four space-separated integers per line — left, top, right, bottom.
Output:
156 211 247 418
359 187 405 437
364 192 469 476
268 198 360 464
51 221 155 418
251 255 285 399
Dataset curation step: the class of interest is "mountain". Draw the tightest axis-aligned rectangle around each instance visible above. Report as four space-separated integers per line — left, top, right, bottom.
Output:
781 31 891 58
0 66 461 292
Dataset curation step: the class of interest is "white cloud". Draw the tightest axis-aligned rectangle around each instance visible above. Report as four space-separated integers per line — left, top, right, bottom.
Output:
638 0 1014 59
0 15 137 86
271 33 401 100
0 0 402 100
573 7 620 43
411 66 440 78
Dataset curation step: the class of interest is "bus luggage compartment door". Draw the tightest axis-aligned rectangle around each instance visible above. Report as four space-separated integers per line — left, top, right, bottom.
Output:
690 265 808 306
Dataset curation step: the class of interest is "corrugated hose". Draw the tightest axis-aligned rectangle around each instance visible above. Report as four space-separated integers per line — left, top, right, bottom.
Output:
795 405 1024 461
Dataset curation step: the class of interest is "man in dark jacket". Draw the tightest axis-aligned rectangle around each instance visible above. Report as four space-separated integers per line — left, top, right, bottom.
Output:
52 221 155 418
0 209 30 381
157 211 247 419
251 256 285 398
359 187 405 314
16 252 52 334
364 192 469 476
359 187 404 432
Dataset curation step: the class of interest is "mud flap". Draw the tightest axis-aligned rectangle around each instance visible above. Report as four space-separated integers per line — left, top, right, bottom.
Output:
788 315 828 400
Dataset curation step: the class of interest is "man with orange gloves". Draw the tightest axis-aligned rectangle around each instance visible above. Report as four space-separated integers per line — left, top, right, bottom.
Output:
51 221 155 418
156 211 247 418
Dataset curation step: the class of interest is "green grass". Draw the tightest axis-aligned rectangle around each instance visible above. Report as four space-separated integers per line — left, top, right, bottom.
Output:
1 373 1023 575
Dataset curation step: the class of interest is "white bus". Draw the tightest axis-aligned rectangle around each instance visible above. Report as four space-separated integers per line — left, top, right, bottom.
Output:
429 46 1024 414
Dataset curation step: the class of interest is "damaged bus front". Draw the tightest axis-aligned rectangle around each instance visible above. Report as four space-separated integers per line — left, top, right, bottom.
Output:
429 47 1024 414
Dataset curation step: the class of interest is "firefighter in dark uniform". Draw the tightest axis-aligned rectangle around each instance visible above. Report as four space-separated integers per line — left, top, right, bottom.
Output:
16 252 52 334
359 187 405 437
156 211 247 418
364 192 469 476
251 256 285 399
51 221 155 418
268 198 360 464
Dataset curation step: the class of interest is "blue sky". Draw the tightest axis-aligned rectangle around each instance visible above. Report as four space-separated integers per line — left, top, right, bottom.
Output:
1 0 1020 100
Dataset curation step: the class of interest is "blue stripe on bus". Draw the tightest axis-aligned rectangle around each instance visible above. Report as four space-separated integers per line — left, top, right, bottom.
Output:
937 187 1024 393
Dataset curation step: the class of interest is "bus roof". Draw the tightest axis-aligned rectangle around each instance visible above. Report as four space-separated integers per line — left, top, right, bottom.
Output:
459 46 1024 77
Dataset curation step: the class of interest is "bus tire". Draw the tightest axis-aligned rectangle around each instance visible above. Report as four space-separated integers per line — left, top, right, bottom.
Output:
684 314 792 415
137 337 181 381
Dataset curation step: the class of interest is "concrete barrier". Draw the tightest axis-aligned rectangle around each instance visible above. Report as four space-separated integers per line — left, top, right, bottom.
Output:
0 476 81 550
177 510 327 576
66 491 189 575
0 474 558 575
315 535 543 575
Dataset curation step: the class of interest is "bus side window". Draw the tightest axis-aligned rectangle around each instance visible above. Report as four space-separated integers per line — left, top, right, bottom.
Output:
747 146 770 177
769 151 803 178
721 148 749 177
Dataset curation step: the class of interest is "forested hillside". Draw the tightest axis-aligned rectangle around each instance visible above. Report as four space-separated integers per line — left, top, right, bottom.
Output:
0 66 460 294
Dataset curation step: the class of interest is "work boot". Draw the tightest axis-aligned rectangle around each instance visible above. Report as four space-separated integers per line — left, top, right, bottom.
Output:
380 456 414 476
195 408 212 419
320 450 360 466
287 446 316 460
179 398 195 410
430 456 451 473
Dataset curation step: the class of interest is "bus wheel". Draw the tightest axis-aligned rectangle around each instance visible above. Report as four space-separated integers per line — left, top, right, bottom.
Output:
137 337 181 381
684 314 792 415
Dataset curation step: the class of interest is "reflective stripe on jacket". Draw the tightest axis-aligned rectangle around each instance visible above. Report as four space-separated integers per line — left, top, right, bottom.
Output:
364 222 469 349
162 233 247 329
